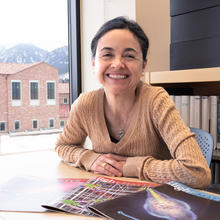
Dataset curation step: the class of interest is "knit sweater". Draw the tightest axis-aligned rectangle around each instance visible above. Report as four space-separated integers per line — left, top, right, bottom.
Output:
55 82 211 188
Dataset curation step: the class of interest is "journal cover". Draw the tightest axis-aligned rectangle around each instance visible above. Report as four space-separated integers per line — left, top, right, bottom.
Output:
0 176 88 212
42 176 160 216
88 181 220 220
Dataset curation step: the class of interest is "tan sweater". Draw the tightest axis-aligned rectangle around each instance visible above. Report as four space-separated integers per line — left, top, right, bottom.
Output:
55 82 211 188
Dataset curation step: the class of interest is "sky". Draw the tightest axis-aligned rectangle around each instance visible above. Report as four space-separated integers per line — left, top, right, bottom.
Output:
0 0 68 51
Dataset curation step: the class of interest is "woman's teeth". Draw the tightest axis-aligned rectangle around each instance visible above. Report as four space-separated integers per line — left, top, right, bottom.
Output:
108 74 127 79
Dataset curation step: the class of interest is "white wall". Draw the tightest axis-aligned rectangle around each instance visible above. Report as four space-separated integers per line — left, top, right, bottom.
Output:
81 0 136 93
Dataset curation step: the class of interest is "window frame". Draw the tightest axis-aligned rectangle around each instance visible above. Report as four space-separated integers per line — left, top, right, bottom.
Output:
68 0 81 106
60 120 65 128
0 121 6 132
63 98 68 104
32 119 38 129
11 80 22 106
30 80 39 106
46 80 56 105
49 118 55 128
14 120 20 131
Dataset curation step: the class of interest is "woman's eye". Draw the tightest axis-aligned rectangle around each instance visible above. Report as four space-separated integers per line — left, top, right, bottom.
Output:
124 54 135 59
102 53 112 57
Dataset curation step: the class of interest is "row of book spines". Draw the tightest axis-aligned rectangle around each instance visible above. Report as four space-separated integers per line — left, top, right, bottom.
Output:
170 95 220 150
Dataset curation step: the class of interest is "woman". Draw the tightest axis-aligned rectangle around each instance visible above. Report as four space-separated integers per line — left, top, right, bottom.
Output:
55 17 211 188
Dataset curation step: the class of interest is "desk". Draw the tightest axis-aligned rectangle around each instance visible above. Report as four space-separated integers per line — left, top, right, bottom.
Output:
0 150 145 220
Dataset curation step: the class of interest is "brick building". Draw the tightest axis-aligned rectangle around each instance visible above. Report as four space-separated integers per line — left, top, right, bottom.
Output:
0 61 62 133
58 83 70 128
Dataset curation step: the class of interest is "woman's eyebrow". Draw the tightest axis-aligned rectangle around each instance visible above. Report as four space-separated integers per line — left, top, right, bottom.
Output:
100 47 113 52
124 48 137 53
99 47 138 53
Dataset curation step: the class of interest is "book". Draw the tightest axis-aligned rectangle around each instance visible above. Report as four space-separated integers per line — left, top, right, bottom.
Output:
189 96 201 129
217 96 220 150
174 96 182 115
181 95 190 126
42 176 160 216
210 96 218 149
201 96 210 132
88 181 220 220
0 176 88 212
190 95 202 129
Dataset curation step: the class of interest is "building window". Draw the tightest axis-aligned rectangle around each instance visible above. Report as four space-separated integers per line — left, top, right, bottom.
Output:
47 82 55 99
30 81 39 105
60 120 65 128
63 98 68 104
32 120 38 129
49 118 54 128
12 81 21 106
0 122 6 131
30 81 39 99
12 81 21 100
14 121 20 130
47 81 56 105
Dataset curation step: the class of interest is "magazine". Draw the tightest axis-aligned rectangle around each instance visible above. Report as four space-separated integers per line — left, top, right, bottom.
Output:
88 181 220 220
0 176 88 212
42 176 160 216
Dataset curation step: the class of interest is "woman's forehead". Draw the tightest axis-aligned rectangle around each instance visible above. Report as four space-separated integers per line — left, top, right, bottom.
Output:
97 29 141 51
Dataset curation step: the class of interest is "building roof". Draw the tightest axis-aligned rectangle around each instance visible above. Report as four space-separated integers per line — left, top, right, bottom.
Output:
58 83 69 94
0 62 43 75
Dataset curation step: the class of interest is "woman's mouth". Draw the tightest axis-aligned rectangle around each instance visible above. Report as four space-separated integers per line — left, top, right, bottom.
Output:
107 74 128 79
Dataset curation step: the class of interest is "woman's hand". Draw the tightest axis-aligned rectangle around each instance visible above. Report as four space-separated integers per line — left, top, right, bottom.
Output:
91 153 127 177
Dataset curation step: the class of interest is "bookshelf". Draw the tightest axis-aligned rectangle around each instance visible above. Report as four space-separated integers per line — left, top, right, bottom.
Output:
146 67 220 184
147 67 220 96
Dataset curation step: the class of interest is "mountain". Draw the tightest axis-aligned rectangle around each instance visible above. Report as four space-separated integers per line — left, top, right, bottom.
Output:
0 44 68 75
45 46 69 76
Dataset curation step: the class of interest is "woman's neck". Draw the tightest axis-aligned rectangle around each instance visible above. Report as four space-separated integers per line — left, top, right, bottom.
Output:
104 90 136 118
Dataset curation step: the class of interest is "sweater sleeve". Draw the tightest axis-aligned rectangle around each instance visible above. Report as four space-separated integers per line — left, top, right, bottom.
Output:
55 96 100 171
123 88 211 189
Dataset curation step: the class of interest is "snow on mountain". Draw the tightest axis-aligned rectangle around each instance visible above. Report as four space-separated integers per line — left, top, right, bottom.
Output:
0 44 68 75
45 46 69 75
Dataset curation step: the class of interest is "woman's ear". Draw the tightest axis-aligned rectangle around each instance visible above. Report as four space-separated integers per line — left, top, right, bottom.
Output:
91 57 95 67
143 59 147 70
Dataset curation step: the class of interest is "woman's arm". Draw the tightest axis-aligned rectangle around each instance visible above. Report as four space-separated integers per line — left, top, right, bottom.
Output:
55 98 100 171
123 89 211 188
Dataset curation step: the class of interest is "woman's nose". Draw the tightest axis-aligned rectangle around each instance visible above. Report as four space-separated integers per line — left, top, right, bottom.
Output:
111 57 125 69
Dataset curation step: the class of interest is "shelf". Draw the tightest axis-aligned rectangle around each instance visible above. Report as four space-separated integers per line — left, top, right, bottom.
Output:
150 67 220 84
148 67 220 96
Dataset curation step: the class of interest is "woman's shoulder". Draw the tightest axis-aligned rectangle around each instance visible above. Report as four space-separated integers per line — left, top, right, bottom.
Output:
139 81 168 97
71 88 104 109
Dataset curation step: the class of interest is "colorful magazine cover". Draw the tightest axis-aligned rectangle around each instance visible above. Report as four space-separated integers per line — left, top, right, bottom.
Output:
42 176 160 216
0 175 88 212
88 181 220 220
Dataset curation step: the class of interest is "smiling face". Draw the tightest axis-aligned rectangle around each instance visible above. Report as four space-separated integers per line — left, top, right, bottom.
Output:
92 29 147 95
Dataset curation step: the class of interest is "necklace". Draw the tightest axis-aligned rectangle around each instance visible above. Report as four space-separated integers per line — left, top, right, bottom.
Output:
118 129 125 139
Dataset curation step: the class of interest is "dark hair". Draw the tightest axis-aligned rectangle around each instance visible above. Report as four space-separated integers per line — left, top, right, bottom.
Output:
91 16 149 61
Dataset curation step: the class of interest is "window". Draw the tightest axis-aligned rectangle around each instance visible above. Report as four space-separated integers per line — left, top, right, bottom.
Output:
12 81 21 106
30 81 39 105
32 120 38 129
12 81 21 100
47 82 55 99
0 0 80 155
49 119 54 128
30 81 39 99
14 121 20 130
60 120 65 128
47 81 56 105
0 122 6 131
64 98 68 104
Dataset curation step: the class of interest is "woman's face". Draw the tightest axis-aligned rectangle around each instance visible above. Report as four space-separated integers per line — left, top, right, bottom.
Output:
92 29 147 95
